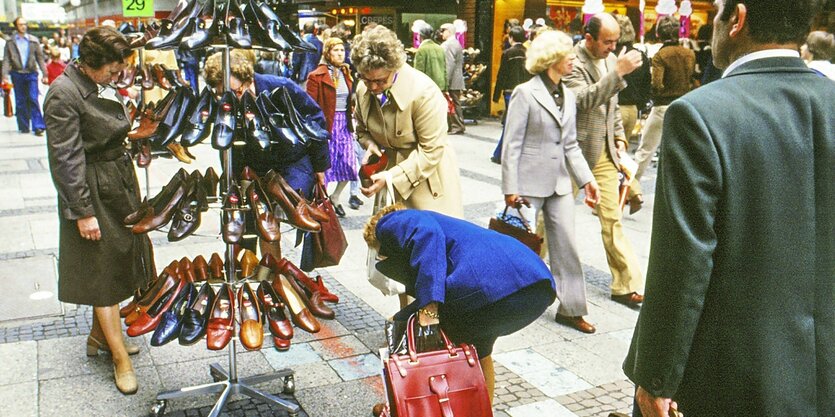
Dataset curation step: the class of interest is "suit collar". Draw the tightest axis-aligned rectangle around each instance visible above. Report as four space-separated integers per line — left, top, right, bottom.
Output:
575 43 607 82
722 49 800 78
724 56 812 78
383 64 417 112
530 75 566 127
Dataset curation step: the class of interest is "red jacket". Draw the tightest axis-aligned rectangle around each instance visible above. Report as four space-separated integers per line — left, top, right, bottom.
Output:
306 64 353 131
46 60 67 84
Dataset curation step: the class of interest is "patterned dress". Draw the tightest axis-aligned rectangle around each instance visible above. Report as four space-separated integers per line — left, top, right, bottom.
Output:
325 68 359 183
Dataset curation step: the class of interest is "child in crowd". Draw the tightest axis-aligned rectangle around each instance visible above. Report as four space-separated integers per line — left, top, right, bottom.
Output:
46 48 66 84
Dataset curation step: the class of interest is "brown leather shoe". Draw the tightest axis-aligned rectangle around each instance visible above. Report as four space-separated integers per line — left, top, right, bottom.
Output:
257 281 293 340
124 267 178 326
128 89 178 140
276 257 339 305
238 283 263 350
166 142 193 163
192 255 209 281
272 172 329 223
628 195 644 215
611 292 644 307
206 283 235 350
239 249 259 278
247 182 281 242
276 261 334 320
263 171 321 232
140 64 155 90
272 336 291 351
132 178 187 233
152 63 172 90
136 140 151 168
208 252 224 279
272 273 320 333
554 314 596 334
203 167 220 198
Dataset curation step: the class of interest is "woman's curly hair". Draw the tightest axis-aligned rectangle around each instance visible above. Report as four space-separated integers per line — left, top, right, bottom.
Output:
204 49 254 89
526 30 573 75
363 202 407 249
351 26 405 75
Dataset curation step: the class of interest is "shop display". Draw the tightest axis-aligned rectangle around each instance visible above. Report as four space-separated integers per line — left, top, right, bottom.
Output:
461 49 486 123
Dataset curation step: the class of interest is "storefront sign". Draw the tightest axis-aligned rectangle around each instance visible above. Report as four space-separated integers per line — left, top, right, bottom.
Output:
123 0 155 18
359 14 395 28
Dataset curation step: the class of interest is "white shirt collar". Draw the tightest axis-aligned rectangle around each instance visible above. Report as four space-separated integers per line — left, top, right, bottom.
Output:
722 49 799 78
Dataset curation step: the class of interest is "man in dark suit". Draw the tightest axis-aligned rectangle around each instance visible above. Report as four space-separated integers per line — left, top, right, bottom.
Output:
2 17 47 136
623 1 835 416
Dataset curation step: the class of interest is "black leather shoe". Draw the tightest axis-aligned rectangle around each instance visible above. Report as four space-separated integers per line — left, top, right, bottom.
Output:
168 171 204 242
275 87 329 141
159 87 195 146
256 90 301 145
271 87 308 143
179 282 215 345
212 91 238 150
145 0 200 50
222 183 245 244
181 87 216 147
181 0 219 50
244 0 291 50
225 0 252 48
334 203 346 218
149 87 186 146
34 129 45 137
124 168 188 225
151 282 196 346
241 90 271 150
271 9 316 52
203 167 220 199
348 195 362 210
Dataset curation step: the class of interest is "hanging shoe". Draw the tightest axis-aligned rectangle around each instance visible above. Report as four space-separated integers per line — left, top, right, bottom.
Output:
276 257 339 309
165 142 193 163
192 255 210 281
222 183 245 244
168 173 204 242
150 282 196 346
257 281 293 340
181 0 219 50
131 174 188 234
127 271 188 337
272 273 321 333
256 90 301 145
262 170 321 232
212 91 238 150
181 86 216 147
241 90 271 150
247 181 281 242
208 252 225 280
238 283 264 350
224 0 252 48
179 282 215 345
239 249 260 278
206 283 235 350
203 166 220 199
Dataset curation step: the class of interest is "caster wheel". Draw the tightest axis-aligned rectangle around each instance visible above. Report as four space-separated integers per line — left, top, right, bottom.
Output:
283 375 295 394
150 400 167 416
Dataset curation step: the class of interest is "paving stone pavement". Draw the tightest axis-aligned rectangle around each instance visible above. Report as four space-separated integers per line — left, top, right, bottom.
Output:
0 115 655 417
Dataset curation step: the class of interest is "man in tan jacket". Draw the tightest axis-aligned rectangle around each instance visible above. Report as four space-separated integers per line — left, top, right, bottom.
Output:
563 13 646 322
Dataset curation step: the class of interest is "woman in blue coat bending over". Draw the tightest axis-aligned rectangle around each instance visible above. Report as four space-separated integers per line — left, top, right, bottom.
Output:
364 203 556 403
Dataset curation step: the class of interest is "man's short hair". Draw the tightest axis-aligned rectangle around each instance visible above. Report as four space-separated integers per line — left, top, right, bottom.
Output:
509 26 527 43
718 0 820 45
585 15 603 40
303 22 315 34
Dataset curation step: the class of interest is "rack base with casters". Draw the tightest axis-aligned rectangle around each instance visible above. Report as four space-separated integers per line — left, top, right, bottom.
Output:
151 362 298 417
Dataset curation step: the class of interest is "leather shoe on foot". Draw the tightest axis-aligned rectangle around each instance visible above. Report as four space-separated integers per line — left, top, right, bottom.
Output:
554 314 596 334
334 203 346 217
34 129 45 136
348 195 362 209
611 292 644 307
629 195 644 215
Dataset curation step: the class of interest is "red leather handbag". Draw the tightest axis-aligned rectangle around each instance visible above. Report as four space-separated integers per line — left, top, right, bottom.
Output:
310 182 348 268
383 315 493 417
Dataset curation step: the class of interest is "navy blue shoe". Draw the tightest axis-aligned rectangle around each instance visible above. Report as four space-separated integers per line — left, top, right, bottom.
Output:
151 282 196 346
179 282 215 345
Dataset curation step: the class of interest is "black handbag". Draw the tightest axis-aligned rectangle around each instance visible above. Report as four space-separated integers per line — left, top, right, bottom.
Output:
488 205 543 255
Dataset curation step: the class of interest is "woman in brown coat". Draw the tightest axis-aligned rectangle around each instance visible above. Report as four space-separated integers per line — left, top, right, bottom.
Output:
306 37 359 216
44 27 154 395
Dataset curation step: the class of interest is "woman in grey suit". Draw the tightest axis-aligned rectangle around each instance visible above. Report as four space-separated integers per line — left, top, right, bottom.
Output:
501 30 600 333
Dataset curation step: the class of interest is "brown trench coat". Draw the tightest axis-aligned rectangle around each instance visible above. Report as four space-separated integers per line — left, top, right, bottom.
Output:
354 64 463 217
44 64 154 306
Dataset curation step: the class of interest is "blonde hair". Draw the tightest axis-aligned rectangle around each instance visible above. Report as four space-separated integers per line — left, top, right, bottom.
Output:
614 14 636 44
204 50 254 89
525 30 574 75
806 31 835 61
363 202 407 249
351 26 405 75
322 37 345 65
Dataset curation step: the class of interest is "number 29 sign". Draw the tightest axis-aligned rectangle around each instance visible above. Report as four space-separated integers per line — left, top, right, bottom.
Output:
123 0 154 17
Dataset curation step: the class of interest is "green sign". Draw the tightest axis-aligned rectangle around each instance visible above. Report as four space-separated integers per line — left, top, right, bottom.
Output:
123 0 154 17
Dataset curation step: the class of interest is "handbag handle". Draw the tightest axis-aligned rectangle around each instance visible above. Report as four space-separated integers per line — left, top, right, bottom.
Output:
405 314 456 363
501 204 534 234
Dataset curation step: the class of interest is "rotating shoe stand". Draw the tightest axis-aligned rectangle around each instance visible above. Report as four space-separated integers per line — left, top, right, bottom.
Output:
147 6 305 415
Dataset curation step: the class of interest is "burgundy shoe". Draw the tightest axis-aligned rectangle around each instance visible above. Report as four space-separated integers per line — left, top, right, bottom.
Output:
611 292 644 307
276 257 339 306
257 281 293 340
554 314 596 334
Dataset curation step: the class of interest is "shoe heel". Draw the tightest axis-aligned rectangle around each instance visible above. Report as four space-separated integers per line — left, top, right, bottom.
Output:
86 342 100 357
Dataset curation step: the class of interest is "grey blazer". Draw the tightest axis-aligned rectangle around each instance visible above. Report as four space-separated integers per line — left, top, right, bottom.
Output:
563 43 627 169
442 38 465 91
501 75 594 197
2 34 47 80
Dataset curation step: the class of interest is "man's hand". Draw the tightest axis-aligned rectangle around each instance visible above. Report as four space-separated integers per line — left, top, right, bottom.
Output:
615 48 643 77
77 216 101 241
636 386 679 417
361 141 383 165
583 180 600 207
360 172 386 197
41 76 48 84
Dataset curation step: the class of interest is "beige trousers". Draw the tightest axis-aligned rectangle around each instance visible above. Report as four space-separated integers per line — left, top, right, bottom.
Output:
634 104 668 180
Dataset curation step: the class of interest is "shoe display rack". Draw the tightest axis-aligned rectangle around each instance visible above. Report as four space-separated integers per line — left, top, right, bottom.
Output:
461 48 485 125
117 1 330 415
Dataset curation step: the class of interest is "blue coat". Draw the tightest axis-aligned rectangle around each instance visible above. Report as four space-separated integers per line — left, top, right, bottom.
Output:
375 210 556 314
292 34 323 83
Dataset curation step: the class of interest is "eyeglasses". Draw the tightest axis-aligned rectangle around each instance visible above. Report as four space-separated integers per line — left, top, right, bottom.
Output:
359 71 392 87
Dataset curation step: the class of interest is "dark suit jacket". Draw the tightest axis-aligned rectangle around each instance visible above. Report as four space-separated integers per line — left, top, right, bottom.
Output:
375 210 556 314
623 56 835 417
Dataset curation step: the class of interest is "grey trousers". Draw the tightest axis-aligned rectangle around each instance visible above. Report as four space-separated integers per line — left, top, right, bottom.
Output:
447 90 466 133
521 192 589 317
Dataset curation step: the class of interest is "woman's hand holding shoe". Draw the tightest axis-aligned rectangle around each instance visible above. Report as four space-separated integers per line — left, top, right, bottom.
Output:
361 141 383 165
361 172 387 197
77 216 101 241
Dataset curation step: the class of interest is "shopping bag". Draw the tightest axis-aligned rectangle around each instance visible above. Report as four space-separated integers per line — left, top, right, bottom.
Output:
310 182 348 268
488 205 543 256
367 171 406 295
383 314 493 417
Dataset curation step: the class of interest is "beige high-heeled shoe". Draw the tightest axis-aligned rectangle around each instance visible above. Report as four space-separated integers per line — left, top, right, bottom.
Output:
86 335 141 357
113 364 138 395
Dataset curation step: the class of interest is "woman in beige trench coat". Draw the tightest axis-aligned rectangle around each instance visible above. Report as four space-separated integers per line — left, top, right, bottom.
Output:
352 26 463 218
